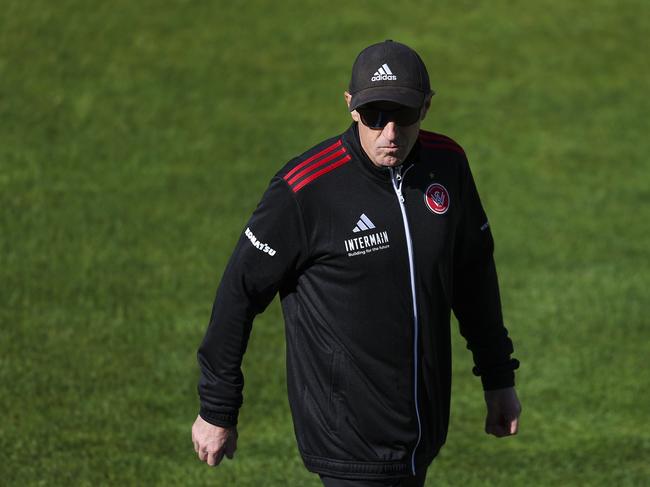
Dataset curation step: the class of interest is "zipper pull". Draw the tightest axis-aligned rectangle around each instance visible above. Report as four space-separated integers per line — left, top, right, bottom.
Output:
396 168 404 202
390 167 405 203
396 187 405 203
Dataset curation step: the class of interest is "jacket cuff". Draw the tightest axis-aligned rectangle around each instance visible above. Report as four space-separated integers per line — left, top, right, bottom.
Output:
473 358 519 391
199 407 239 428
479 369 515 391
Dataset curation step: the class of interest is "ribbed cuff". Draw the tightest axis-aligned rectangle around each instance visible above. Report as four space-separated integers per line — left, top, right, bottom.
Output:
480 369 515 391
473 358 519 391
199 407 239 428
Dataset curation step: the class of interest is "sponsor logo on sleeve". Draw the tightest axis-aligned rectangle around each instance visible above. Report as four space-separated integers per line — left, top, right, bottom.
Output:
244 227 276 256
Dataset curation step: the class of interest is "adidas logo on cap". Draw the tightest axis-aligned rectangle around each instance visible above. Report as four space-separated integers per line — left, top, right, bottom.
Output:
371 63 397 82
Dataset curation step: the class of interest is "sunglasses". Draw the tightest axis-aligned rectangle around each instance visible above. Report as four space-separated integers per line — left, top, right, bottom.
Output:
356 103 422 129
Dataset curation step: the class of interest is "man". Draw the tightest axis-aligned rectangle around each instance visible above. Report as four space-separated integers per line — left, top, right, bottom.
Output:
192 40 521 487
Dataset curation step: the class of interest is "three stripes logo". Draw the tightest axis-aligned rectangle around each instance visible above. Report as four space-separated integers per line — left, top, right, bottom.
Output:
353 213 375 233
371 63 397 82
283 139 351 192
418 130 466 157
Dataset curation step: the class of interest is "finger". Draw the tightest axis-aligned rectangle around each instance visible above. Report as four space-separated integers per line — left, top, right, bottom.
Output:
494 425 509 437
509 417 519 435
199 447 209 462
213 448 226 466
486 422 508 437
485 413 500 435
207 450 218 466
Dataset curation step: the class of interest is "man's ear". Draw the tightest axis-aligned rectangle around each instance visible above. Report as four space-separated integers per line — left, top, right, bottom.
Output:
344 91 361 123
420 92 433 121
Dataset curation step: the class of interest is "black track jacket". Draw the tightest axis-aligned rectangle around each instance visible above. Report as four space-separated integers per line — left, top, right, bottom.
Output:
197 123 519 479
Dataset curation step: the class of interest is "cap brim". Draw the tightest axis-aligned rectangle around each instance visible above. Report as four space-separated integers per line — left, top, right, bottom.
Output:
349 86 433 111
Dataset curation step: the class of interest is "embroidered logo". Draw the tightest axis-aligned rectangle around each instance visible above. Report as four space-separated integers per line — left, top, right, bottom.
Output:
424 183 450 215
371 63 397 82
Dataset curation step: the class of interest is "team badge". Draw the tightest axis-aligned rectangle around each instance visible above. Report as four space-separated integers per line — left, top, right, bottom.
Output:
424 183 450 215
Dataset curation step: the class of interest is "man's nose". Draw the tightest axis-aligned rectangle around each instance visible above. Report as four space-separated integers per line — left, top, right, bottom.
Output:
382 121 398 141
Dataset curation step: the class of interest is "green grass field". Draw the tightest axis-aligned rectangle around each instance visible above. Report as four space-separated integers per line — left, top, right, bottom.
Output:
1 1 649 485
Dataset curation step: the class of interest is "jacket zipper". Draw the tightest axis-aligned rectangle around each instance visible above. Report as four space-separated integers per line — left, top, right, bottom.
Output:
389 163 421 476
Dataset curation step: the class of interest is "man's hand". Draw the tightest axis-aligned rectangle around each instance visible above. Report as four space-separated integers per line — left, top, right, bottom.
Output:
191 415 238 466
484 386 521 437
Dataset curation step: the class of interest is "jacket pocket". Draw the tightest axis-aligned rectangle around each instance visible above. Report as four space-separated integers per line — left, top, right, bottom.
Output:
328 349 343 434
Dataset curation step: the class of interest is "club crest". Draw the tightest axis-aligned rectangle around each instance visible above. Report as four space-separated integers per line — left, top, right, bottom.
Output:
424 183 450 215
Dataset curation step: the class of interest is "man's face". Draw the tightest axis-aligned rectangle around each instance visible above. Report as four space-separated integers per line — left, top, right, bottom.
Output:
345 92 432 168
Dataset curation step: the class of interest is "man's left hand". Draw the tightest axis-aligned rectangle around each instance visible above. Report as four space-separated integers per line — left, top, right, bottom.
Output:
483 386 521 437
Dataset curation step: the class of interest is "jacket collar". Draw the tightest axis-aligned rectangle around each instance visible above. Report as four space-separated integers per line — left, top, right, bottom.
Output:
341 122 420 184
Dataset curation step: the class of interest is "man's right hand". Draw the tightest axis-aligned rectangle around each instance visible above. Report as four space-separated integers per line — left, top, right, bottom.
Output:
191 415 238 466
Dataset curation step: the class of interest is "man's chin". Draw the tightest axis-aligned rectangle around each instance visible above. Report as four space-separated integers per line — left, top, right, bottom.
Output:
375 155 403 167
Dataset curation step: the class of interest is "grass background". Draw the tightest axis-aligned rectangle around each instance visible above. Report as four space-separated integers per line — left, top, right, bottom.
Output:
1 0 649 485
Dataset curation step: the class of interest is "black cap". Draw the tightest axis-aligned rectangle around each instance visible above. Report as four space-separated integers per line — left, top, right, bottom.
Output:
348 40 433 111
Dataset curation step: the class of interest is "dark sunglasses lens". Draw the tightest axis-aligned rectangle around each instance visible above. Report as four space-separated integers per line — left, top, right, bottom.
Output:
358 106 420 128
359 109 383 128
393 108 421 126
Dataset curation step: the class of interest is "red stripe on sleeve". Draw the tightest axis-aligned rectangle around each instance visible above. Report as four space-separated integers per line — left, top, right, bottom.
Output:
420 141 466 156
292 154 352 192
284 140 343 181
418 131 457 144
287 147 347 185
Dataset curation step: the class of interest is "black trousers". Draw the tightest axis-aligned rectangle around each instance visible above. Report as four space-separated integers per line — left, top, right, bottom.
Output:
319 468 428 487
